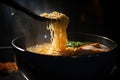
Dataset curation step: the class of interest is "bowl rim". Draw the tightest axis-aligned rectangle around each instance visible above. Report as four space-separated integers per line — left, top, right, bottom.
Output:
11 32 118 58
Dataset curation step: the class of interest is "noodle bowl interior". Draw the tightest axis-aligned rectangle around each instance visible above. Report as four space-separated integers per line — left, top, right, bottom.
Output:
27 11 110 56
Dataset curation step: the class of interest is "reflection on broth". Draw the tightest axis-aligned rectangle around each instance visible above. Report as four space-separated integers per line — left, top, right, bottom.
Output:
27 11 110 56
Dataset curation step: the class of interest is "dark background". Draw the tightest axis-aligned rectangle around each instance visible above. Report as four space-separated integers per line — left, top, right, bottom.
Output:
0 0 119 79
0 0 119 46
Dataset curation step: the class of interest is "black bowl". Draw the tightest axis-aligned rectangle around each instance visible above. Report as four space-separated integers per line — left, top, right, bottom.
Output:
12 32 118 80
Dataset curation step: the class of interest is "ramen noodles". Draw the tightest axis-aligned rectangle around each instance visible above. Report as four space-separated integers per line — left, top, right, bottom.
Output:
27 11 110 56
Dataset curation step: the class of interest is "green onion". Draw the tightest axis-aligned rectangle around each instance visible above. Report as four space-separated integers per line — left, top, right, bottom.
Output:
67 41 90 47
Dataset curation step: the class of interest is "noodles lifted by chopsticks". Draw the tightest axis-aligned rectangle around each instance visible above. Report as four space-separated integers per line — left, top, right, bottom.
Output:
40 11 69 54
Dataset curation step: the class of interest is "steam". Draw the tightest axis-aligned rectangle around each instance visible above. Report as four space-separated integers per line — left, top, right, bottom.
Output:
9 0 64 48
11 0 54 48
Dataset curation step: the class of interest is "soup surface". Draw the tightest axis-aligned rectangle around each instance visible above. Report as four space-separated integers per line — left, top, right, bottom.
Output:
27 42 110 56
